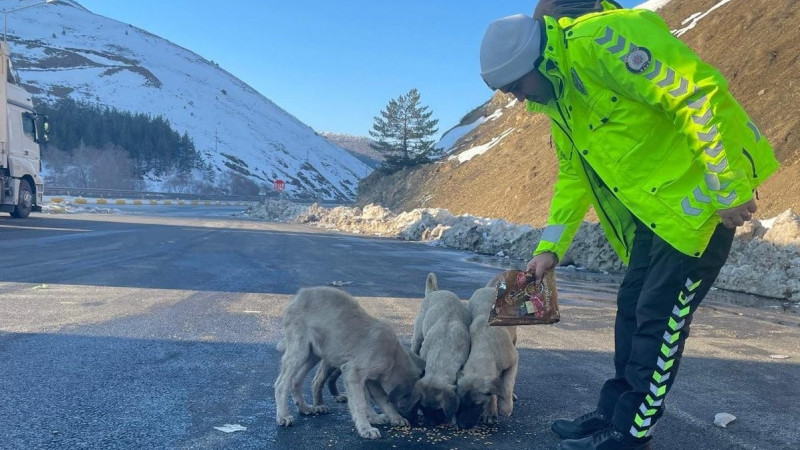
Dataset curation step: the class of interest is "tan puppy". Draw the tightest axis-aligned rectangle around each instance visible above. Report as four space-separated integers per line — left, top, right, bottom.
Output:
274 286 424 439
410 273 472 425
455 286 519 429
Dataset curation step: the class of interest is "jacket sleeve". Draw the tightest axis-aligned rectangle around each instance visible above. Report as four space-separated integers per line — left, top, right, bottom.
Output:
534 125 592 261
577 10 755 211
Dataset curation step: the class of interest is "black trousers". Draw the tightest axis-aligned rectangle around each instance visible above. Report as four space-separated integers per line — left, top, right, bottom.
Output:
596 219 735 438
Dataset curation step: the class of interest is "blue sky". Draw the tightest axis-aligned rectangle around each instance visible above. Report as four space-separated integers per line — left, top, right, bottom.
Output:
77 0 643 139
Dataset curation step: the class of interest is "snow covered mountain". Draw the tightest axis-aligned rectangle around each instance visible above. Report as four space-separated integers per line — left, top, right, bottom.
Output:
4 0 370 201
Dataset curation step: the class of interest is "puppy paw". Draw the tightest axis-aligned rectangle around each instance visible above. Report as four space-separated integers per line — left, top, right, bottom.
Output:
499 399 514 417
369 413 390 425
481 414 498 424
389 417 410 427
334 394 348 403
276 414 295 426
358 426 381 439
297 405 315 415
311 405 330 414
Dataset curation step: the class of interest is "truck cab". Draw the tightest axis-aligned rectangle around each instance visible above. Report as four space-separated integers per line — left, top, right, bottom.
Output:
0 41 46 218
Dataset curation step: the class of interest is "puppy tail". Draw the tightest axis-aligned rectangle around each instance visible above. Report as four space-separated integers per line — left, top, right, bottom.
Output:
425 272 438 295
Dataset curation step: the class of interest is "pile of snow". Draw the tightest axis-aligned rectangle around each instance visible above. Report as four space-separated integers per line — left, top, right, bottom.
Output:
244 199 309 223
245 200 800 300
41 202 120 215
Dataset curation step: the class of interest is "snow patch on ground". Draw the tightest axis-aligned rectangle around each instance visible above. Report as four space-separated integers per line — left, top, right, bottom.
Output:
449 127 514 164
635 0 674 12
673 0 735 37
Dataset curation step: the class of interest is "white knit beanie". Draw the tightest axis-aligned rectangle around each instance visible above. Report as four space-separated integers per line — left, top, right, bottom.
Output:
480 14 542 90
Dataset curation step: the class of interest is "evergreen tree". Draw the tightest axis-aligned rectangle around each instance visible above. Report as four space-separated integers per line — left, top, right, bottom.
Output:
369 88 438 173
37 98 203 179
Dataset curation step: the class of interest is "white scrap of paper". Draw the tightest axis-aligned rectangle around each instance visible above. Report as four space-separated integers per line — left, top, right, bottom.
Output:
214 424 247 433
330 280 352 286
713 413 736 428
769 354 790 360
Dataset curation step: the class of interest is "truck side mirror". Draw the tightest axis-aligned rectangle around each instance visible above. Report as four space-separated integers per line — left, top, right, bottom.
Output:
38 115 49 143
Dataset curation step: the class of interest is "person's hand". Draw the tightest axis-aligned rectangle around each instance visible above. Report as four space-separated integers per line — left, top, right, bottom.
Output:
717 198 757 228
526 252 558 283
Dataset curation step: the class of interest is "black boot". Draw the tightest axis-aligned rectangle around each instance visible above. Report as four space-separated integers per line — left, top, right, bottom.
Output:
551 410 611 439
557 427 653 450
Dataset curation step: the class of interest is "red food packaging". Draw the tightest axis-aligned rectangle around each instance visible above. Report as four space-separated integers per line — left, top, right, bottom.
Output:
487 269 560 326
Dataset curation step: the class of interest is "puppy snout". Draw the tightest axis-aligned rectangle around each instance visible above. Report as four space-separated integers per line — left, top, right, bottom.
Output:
420 405 448 426
455 400 482 429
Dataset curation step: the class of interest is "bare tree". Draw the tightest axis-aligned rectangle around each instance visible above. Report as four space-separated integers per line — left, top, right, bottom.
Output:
42 146 72 186
69 144 95 188
91 144 136 189
55 144 135 189
229 173 260 196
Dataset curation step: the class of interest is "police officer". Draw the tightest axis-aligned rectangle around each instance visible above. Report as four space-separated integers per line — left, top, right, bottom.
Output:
478 2 779 449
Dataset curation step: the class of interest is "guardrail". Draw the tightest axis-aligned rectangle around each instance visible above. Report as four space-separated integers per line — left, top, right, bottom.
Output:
44 187 352 206
45 187 263 202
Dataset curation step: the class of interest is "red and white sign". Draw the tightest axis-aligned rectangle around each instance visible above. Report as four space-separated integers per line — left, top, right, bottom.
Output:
273 179 285 192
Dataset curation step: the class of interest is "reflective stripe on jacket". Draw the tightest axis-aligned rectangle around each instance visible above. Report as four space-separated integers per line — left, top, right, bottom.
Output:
528 8 779 264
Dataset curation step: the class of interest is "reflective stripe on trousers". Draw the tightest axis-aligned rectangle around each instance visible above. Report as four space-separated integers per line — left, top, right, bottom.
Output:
596 218 734 437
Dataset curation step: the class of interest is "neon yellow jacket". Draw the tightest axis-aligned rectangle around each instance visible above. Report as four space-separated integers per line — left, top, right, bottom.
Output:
529 7 779 264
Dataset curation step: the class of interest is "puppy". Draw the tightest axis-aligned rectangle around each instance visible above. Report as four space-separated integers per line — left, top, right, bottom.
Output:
410 273 472 425
455 286 519 429
274 286 424 439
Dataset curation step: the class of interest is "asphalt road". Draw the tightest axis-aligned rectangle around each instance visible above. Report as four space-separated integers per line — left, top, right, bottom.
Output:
0 210 798 449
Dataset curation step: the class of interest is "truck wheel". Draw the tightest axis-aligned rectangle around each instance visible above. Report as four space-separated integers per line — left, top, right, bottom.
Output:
11 179 33 218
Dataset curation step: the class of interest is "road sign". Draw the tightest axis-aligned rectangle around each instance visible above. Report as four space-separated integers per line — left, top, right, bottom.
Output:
274 179 285 192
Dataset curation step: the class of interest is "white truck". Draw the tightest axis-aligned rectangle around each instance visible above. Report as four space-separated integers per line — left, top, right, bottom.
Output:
0 40 46 218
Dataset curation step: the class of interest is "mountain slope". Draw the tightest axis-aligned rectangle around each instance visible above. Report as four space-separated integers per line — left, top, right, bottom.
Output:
320 132 383 169
6 0 369 200
357 0 800 224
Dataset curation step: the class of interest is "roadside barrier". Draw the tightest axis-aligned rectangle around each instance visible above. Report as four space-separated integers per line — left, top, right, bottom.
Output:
42 196 252 207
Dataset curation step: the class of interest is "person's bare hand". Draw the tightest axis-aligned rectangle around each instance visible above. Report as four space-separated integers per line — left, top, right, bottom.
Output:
526 252 558 283
717 198 757 228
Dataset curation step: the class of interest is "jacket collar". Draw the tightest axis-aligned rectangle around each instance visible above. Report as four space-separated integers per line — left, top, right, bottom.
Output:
526 15 568 115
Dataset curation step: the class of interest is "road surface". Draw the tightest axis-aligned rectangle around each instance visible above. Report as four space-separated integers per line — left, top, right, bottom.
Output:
0 210 797 449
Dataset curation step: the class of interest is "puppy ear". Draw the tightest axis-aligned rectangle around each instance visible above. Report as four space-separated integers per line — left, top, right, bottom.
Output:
408 350 426 375
443 384 460 421
456 372 472 394
490 377 504 396
425 272 438 295
479 376 502 396
412 381 423 399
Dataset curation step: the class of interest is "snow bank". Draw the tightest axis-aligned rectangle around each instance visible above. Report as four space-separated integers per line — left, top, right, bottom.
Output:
246 200 800 300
